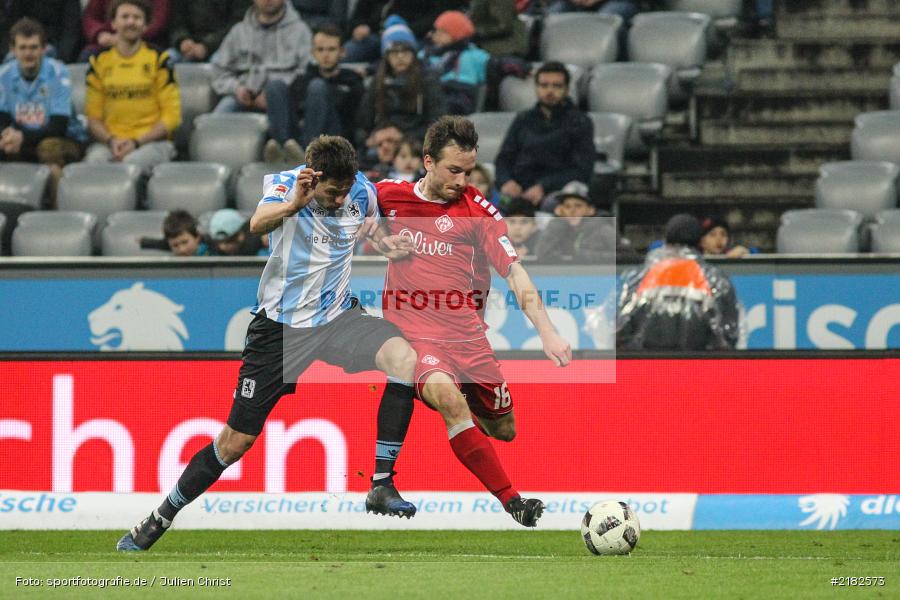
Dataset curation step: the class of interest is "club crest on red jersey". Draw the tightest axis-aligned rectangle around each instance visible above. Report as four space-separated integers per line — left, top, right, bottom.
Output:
435 214 454 233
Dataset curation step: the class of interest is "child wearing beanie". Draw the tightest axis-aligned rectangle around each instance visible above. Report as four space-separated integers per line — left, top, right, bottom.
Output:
420 10 491 115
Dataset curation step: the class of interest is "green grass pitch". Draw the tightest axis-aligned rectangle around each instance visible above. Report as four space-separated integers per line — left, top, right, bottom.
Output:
0 530 897 599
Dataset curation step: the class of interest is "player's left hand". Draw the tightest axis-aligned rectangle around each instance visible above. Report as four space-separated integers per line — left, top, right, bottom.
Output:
542 331 572 367
358 216 379 240
377 234 414 260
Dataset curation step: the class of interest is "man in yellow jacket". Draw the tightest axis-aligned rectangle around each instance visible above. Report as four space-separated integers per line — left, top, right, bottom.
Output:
84 0 180 174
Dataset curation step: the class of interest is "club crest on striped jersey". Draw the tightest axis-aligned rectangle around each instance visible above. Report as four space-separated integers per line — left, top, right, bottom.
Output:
273 184 289 198
435 214 454 233
346 201 361 219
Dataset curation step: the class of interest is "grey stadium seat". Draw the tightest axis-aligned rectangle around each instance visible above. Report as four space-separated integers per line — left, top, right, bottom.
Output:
815 161 899 218
870 209 900 253
665 0 742 35
589 112 632 174
588 63 671 156
0 163 51 208
147 162 230 215
57 163 141 221
236 162 294 212
173 63 217 151
12 211 97 256
498 63 584 112
469 112 517 164
851 111 900 164
190 113 268 174
540 13 621 69
66 63 88 115
101 211 170 256
777 209 863 254
628 12 710 102
890 76 900 111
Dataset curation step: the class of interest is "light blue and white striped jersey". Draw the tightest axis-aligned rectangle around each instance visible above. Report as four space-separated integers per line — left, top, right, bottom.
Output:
254 166 378 328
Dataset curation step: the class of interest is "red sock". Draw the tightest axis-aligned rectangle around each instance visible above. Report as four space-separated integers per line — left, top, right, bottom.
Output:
449 425 519 506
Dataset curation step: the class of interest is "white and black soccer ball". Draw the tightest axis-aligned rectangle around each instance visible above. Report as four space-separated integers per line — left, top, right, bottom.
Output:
581 500 641 556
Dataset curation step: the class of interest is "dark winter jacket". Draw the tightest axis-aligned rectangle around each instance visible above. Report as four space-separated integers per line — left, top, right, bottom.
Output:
470 0 528 58
291 64 364 141
494 98 594 193
169 0 250 55
357 66 446 141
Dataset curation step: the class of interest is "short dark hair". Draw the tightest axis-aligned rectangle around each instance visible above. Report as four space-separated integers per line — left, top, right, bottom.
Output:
424 116 478 162
305 135 358 183
504 198 536 219
9 18 46 46
313 23 343 41
163 210 199 240
108 0 151 22
535 61 570 87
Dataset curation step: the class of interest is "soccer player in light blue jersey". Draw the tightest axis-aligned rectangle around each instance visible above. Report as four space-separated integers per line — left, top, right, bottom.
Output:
118 136 419 552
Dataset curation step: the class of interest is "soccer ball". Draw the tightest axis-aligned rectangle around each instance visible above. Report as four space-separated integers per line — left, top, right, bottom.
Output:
581 500 641 555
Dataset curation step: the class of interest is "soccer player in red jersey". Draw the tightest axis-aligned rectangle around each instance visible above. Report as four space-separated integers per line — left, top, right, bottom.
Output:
374 116 572 527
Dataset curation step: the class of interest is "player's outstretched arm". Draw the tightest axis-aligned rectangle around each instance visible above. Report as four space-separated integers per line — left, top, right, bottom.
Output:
505 263 572 367
249 168 322 235
359 218 414 260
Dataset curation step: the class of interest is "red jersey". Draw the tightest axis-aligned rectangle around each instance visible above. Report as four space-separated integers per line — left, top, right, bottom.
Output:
376 179 519 342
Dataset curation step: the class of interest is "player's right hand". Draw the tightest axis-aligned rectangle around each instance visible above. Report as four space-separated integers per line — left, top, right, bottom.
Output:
377 234 415 260
288 168 322 212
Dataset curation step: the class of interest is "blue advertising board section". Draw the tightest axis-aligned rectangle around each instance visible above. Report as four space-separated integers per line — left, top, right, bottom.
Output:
0 259 897 350
693 494 900 530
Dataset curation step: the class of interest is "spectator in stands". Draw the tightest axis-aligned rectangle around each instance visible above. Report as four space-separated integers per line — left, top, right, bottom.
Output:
494 62 593 206
470 163 502 208
470 0 529 58
700 215 755 258
290 0 348 31
504 198 540 257
746 0 775 38
420 11 490 115
0 0 83 64
361 122 402 181
168 0 250 64
357 16 446 144
342 0 388 63
535 183 616 263
546 0 640 21
616 213 740 350
208 208 268 256
387 137 423 182
0 18 87 206
290 24 364 147
212 0 311 165
140 209 210 256
84 0 181 174
81 0 171 60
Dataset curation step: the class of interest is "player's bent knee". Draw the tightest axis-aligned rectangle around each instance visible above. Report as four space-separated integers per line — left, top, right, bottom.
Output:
217 428 256 463
376 337 417 381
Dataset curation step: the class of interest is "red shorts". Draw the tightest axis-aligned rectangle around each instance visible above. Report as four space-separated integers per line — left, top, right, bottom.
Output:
410 337 512 420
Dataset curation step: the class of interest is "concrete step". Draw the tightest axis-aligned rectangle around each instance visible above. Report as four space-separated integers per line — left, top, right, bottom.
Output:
728 39 900 72
777 14 900 39
697 90 888 123
659 144 850 175
736 68 891 92
700 120 854 146
781 0 900 18
661 173 817 199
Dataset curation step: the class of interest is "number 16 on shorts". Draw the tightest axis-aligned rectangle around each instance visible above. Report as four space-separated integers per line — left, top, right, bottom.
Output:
493 382 511 410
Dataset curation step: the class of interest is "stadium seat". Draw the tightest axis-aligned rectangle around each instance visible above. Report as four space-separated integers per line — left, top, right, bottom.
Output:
851 111 900 164
12 211 97 256
236 162 294 212
540 13 621 69
468 112 517 164
664 0 743 35
776 209 863 254
190 113 268 174
0 163 51 208
871 209 900 253
815 161 899 219
147 162 230 215
588 112 633 174
498 63 585 112
57 163 141 221
890 76 900 110
101 211 170 256
66 63 88 115
587 63 671 157
628 12 710 103
173 63 217 152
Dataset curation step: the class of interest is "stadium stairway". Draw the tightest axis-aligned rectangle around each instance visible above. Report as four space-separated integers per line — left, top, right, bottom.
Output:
619 0 900 251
